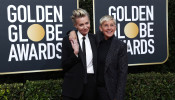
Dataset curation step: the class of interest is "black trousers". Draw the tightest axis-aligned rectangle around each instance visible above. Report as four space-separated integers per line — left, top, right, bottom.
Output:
63 74 97 100
97 87 110 100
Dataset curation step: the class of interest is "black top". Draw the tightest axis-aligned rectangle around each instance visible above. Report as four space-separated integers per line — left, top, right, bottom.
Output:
97 35 114 87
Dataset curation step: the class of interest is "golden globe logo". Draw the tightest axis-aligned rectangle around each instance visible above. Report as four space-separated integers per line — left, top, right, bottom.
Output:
109 5 155 55
7 5 63 61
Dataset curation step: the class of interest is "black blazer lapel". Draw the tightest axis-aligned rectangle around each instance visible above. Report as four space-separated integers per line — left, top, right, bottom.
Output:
88 34 97 74
105 38 117 72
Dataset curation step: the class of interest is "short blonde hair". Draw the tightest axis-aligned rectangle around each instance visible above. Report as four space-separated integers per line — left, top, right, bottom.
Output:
99 15 116 25
71 8 90 24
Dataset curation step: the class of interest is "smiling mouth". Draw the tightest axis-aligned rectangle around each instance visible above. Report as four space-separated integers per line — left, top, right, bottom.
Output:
106 31 113 33
84 29 89 32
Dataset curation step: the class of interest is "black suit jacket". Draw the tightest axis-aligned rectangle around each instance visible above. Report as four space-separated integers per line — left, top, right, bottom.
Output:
96 32 128 100
61 32 97 99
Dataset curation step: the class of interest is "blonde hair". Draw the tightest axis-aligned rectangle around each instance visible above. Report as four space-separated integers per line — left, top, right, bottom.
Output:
71 8 90 24
99 15 116 25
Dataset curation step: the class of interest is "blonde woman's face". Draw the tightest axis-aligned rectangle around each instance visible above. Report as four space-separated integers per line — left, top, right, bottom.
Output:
74 16 90 36
99 20 116 40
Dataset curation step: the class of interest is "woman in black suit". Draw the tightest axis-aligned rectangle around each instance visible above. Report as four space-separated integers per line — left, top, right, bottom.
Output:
69 15 128 100
96 15 128 100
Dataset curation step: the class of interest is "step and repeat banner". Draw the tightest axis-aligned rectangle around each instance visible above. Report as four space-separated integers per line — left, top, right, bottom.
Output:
0 0 168 74
0 0 78 75
93 0 168 66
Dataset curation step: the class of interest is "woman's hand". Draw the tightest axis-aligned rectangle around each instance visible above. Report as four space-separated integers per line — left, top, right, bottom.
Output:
70 39 79 56
69 31 77 41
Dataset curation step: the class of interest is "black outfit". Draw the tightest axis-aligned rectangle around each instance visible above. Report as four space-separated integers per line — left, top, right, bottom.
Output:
96 32 128 100
97 36 114 87
61 31 97 100
97 36 114 100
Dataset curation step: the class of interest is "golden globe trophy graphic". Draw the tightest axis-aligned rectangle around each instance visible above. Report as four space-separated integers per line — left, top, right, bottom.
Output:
124 22 139 39
27 24 45 42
